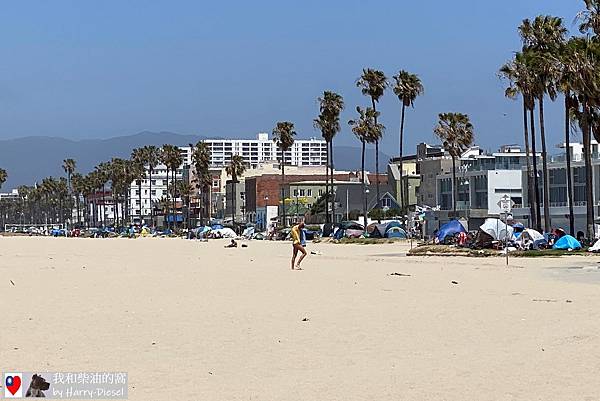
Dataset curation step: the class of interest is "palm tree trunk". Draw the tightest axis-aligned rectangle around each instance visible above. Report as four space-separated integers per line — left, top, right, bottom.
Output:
371 97 381 223
325 140 330 224
565 96 575 236
232 176 236 228
330 140 336 224
452 156 457 216
165 167 170 229
583 102 595 240
399 104 406 214
530 106 542 232
361 140 367 229
522 99 536 230
539 95 551 232
281 149 286 227
149 168 153 227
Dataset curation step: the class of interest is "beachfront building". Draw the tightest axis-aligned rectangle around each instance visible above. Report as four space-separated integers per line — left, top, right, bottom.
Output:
512 141 600 234
179 132 327 168
388 157 420 211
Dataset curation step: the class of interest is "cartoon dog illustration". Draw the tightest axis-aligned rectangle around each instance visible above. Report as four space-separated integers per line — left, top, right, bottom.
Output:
25 374 49 397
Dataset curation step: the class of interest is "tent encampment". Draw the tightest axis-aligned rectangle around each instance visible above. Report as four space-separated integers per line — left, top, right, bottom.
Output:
384 221 407 238
590 239 600 252
437 220 466 243
553 235 582 250
480 218 513 241
334 221 365 239
517 228 546 249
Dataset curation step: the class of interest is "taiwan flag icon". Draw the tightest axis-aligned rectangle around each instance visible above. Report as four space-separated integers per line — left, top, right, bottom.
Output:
4 373 23 398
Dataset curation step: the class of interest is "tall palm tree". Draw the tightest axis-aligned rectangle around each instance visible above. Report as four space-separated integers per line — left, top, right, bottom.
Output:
71 172 84 226
144 145 161 226
392 70 424 213
556 38 585 236
161 145 181 229
314 91 344 224
434 113 475 216
349 106 384 228
272 121 296 227
578 0 600 35
356 68 387 211
62 158 76 227
225 154 246 227
500 51 539 230
191 141 212 225
519 16 567 233
131 147 147 224
95 162 111 227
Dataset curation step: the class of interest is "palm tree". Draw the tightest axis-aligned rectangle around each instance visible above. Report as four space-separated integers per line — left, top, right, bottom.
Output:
434 113 475 216
578 0 600 35
356 68 387 211
500 51 539 230
392 70 424 213
95 162 111 227
191 141 212 225
519 16 567 233
272 121 296 227
349 106 384 228
62 159 76 192
144 145 161 226
131 147 147 224
225 154 246 228
161 145 181 229
71 172 84 226
314 91 344 224
556 38 585 236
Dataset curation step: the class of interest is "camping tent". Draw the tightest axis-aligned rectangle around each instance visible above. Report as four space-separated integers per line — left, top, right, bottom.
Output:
553 235 582 250
480 218 513 241
334 221 365 239
384 221 407 238
517 229 546 249
590 239 600 252
213 227 237 238
437 220 466 243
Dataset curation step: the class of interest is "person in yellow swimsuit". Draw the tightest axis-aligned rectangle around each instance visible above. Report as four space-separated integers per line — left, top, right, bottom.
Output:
290 221 307 270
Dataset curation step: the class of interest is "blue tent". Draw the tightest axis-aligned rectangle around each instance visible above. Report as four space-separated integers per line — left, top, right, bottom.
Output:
553 235 582 250
385 221 407 238
437 220 466 242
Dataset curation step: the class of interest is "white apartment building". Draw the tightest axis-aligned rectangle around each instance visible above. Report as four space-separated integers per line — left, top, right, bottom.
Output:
129 133 327 222
179 132 327 168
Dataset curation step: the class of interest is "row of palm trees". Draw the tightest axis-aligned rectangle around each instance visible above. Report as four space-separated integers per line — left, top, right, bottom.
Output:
500 0 600 239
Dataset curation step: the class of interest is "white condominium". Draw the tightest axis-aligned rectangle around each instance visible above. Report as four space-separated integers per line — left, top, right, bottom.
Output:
180 132 327 168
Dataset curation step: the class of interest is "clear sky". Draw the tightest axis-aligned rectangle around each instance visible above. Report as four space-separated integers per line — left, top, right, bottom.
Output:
0 0 584 155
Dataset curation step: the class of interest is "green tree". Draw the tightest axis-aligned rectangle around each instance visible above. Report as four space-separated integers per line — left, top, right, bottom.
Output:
349 106 384 228
272 121 296 227
190 141 212 225
356 68 387 212
500 51 539 230
225 154 247 227
392 70 424 213
314 91 344 224
434 113 475 216
519 16 567 233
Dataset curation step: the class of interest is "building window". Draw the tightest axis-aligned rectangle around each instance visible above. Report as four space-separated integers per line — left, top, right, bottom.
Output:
151 190 156 196
381 197 391 208
151 180 156 185
318 189 323 196
293 189 298 197
307 189 312 197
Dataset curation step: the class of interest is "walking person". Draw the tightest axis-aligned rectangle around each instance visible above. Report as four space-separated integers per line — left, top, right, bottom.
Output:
291 221 307 270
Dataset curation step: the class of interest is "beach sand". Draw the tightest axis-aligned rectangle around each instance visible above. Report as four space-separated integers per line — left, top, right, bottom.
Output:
2 237 600 400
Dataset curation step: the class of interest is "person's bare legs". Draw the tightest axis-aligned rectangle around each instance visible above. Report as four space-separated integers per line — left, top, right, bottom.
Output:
294 244 307 269
291 246 298 270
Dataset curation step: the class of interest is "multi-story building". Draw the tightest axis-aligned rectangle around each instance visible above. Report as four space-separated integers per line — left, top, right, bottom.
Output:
179 132 327 168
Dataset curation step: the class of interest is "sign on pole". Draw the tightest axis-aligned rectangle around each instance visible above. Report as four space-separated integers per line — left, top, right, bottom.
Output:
497 194 515 266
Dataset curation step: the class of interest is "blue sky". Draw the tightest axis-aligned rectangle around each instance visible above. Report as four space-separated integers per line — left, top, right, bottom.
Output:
0 0 584 155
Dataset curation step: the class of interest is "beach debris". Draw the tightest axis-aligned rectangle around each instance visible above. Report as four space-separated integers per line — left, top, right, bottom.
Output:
451 281 459 285
9 280 15 286
301 317 309 322
511 292 523 296
82 266 86 269
13 347 19 350
208 372 213 375
310 250 322 255
151 341 156 346
566 299 573 303
541 347 545 352
241 244 248 248
389 272 411 277
532 299 557 303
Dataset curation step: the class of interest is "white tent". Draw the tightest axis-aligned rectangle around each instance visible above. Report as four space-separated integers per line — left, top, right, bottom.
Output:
214 228 237 238
480 218 514 241
517 228 545 249
590 239 600 252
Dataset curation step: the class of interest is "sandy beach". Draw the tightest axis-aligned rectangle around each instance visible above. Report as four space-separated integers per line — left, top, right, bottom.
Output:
2 237 600 400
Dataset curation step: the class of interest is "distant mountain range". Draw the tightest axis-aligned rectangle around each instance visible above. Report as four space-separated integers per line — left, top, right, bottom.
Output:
0 131 392 190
